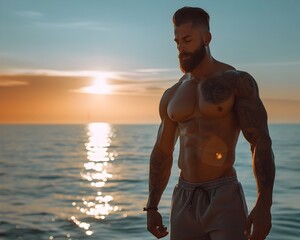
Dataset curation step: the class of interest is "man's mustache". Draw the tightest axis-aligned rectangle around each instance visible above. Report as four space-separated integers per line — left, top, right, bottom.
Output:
179 52 192 59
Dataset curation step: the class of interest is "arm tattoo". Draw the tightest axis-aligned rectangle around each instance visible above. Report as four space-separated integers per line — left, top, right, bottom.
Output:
147 147 173 207
234 71 258 98
234 71 275 195
254 148 275 189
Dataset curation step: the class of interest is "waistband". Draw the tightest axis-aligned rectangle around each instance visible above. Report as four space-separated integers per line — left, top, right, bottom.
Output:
178 175 238 191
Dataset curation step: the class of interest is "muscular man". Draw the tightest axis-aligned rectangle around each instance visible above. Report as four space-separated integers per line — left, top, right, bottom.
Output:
145 7 275 240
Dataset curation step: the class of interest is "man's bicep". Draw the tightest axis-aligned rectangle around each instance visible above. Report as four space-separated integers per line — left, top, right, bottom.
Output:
154 89 178 155
234 72 271 144
235 96 270 146
155 117 178 155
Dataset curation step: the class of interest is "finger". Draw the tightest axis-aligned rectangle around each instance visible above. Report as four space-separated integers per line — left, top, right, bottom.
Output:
244 217 253 238
249 225 260 240
256 230 269 240
157 225 166 231
157 225 168 238
157 228 169 239
148 225 168 239
248 223 271 240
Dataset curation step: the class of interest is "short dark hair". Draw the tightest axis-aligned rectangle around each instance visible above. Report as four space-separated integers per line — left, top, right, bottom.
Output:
173 7 210 31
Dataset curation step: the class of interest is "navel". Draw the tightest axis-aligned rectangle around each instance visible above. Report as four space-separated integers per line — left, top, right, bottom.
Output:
215 152 223 160
217 106 223 112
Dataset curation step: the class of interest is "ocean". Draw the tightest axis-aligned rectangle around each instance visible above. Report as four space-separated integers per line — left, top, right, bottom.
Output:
0 124 299 240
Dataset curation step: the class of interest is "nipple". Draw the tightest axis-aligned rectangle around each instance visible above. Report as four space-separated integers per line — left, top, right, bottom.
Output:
215 152 223 160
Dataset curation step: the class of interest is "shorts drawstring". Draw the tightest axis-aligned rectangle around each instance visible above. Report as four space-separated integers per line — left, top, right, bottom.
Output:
189 186 210 209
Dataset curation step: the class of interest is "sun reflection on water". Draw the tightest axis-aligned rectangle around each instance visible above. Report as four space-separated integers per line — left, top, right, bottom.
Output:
70 122 119 235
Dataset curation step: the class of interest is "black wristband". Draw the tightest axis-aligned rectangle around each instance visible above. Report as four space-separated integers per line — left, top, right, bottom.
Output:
143 207 158 211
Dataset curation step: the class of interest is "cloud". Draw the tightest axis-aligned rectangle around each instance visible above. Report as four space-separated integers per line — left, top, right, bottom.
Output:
136 68 178 73
235 61 300 68
65 68 179 96
103 69 180 95
35 21 110 31
14 10 109 31
0 79 28 87
0 68 180 96
1 68 100 77
0 74 91 96
15 10 44 19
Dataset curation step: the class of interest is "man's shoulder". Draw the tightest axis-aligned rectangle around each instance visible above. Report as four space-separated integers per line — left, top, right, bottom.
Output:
159 74 186 111
223 69 259 98
162 74 186 98
157 75 183 117
222 68 256 83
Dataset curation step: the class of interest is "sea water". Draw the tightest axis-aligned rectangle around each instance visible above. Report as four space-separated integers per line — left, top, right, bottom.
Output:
0 124 299 240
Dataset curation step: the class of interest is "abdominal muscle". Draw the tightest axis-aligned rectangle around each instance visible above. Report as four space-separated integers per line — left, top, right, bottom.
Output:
177 117 239 183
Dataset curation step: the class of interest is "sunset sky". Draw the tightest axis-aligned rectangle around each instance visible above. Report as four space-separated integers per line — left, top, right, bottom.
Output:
1 0 300 124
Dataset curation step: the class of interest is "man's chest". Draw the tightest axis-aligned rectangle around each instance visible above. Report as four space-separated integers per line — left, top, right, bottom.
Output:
167 77 235 122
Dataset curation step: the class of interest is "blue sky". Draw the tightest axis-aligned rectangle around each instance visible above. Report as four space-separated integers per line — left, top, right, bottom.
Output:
0 0 300 123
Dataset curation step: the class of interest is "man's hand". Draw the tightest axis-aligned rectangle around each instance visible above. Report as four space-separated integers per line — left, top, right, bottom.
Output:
244 201 272 240
147 210 168 239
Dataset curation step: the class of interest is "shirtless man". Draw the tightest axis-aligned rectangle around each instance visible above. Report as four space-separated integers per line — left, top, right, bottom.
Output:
144 7 275 240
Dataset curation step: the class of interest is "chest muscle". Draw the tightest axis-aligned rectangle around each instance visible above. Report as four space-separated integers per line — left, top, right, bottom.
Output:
167 78 234 122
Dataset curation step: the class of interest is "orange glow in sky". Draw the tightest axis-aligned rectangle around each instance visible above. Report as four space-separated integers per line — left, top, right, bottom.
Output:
1 1 300 124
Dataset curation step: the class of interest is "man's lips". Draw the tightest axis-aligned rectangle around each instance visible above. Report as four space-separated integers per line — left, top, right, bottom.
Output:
179 53 191 60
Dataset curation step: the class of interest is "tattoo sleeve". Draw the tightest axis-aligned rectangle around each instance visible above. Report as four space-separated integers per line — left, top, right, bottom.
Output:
147 144 173 208
234 72 275 204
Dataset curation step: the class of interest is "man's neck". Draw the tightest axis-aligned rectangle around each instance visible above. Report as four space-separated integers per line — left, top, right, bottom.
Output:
190 55 217 80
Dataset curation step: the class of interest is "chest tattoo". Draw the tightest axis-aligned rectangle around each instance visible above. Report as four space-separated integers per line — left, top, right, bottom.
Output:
201 77 233 104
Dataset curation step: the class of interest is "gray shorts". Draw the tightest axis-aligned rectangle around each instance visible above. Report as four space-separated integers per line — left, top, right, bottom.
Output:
170 175 248 240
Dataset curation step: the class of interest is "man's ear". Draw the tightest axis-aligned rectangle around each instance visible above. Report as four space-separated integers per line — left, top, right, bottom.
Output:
203 32 212 46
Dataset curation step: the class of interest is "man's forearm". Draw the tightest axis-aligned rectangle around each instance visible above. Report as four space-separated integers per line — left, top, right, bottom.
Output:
253 139 275 206
146 147 173 208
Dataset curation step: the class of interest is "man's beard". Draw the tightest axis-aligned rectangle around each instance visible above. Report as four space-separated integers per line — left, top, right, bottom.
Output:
179 44 206 73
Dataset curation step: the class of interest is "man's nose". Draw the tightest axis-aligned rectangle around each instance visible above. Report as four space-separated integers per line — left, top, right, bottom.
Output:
177 42 185 52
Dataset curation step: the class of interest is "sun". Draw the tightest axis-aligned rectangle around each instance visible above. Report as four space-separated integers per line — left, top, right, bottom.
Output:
83 74 112 95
